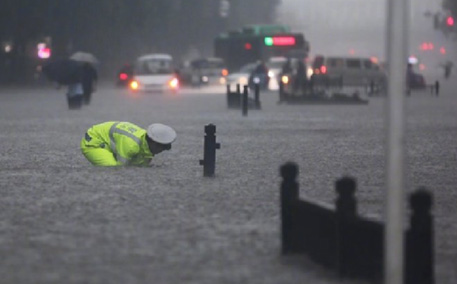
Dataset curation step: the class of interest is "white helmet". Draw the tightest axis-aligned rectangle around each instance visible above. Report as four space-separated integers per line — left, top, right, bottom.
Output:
147 123 177 145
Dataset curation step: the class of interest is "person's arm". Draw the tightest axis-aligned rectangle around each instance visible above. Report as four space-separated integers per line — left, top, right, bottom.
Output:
123 144 152 167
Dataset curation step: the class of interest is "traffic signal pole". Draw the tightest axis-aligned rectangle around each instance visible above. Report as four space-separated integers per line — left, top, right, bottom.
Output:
385 0 409 283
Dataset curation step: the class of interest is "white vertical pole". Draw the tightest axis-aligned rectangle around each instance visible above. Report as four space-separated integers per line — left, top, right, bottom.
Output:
385 0 409 283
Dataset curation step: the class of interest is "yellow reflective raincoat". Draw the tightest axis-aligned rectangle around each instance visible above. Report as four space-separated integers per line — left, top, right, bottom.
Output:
80 121 153 166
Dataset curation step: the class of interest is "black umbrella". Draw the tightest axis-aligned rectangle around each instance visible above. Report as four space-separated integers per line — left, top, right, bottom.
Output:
42 59 83 85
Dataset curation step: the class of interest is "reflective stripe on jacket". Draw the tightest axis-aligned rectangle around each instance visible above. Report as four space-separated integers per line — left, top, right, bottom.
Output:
86 121 153 166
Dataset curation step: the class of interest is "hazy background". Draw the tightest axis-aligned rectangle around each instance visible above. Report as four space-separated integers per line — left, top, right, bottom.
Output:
277 0 445 60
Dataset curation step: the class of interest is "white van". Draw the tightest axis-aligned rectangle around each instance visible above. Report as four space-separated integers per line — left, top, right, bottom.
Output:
180 57 228 86
311 55 387 92
130 53 179 92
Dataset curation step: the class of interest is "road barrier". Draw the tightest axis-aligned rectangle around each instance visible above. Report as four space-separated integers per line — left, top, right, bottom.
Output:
226 84 261 112
280 162 434 283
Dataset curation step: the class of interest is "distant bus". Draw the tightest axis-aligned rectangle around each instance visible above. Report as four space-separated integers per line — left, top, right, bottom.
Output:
214 24 310 71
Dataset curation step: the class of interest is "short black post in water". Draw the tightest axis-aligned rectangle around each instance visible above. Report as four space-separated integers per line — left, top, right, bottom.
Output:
279 80 284 103
242 85 248 116
405 188 434 284
226 84 231 106
254 83 261 109
199 124 221 177
434 80 439 96
236 83 241 95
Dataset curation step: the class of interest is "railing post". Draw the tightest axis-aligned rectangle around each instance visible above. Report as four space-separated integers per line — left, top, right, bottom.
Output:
336 177 357 218
335 176 357 277
280 162 299 254
405 188 434 284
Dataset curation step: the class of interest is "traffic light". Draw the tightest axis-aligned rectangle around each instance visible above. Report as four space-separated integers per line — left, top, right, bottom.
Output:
446 16 454 26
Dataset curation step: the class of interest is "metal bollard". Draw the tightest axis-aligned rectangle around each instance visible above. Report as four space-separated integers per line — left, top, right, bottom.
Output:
199 123 221 177
242 85 248 116
254 83 261 109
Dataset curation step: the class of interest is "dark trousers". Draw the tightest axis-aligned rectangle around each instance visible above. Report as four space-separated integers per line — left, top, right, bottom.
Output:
67 94 83 109
83 91 92 105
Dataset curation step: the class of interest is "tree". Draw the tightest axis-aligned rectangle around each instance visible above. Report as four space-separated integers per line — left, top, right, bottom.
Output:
0 0 281 82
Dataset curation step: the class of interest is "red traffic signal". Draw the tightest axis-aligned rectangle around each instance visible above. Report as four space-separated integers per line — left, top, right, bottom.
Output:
446 16 454 26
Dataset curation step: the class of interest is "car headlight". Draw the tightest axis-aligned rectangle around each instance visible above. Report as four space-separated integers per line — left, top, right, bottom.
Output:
130 80 139 90
168 78 179 89
239 76 248 85
281 75 289 85
268 70 275 78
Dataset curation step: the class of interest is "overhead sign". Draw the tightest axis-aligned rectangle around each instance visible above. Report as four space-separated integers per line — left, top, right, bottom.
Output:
264 36 296 46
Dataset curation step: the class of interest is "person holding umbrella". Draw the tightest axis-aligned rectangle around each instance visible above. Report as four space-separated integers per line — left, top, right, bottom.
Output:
70 52 98 105
81 62 98 105
42 59 85 109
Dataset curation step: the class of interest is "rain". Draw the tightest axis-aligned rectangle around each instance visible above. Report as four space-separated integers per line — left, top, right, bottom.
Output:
0 1 456 283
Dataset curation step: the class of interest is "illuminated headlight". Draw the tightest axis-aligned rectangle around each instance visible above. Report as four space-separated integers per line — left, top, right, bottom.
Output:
239 76 248 85
268 70 275 78
130 80 139 90
201 76 209 83
281 75 289 85
307 67 314 78
253 76 260 84
169 78 179 89
219 77 226 84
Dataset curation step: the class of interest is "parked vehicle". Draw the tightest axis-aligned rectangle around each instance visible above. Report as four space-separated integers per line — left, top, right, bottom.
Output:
311 55 387 94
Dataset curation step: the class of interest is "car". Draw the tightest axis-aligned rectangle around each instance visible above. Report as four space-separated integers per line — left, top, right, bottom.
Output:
179 57 228 87
226 62 270 91
225 62 257 89
116 63 134 87
266 57 302 90
129 53 179 93
311 55 387 93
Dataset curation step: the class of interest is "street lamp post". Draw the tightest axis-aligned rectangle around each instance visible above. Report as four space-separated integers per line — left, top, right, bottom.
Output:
219 0 230 32
385 0 409 283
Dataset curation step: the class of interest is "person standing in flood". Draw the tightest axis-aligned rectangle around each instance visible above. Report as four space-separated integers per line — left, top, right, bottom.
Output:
81 62 98 105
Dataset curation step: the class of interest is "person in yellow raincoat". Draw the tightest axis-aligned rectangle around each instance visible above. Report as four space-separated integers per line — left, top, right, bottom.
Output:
80 121 176 166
